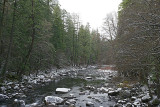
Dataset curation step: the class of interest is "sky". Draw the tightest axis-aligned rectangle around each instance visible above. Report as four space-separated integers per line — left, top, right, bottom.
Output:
58 0 122 30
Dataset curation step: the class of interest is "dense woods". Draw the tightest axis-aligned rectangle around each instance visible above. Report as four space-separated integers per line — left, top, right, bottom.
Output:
116 0 160 98
0 0 111 80
1 0 160 106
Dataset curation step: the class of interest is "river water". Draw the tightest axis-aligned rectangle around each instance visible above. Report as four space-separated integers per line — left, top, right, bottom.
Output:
0 66 117 107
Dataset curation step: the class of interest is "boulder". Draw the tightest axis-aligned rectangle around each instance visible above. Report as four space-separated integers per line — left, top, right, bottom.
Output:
56 88 71 94
119 90 131 98
141 94 151 103
44 96 64 105
86 77 92 80
85 86 95 91
1 87 6 92
86 101 94 107
118 100 127 104
131 96 137 101
28 85 33 89
99 87 108 93
66 99 76 105
0 94 9 102
108 90 119 96
14 86 19 90
70 94 75 97
114 104 123 107
150 97 160 106
133 98 141 106
13 99 25 107
126 102 132 107
79 92 85 95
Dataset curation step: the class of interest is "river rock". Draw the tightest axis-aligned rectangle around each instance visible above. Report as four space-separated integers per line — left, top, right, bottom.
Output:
99 87 108 93
85 86 95 91
133 98 141 106
13 99 25 107
141 94 151 103
1 86 6 92
149 97 160 106
66 99 76 105
44 96 64 105
118 100 127 104
70 93 75 97
56 88 71 94
79 92 85 95
14 85 19 90
131 96 137 101
108 90 119 96
86 77 92 80
114 103 123 107
28 85 33 89
119 90 131 98
86 101 94 107
126 102 132 107
0 94 9 102
39 75 45 79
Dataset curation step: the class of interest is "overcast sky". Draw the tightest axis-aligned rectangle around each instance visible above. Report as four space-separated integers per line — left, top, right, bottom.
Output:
58 0 122 30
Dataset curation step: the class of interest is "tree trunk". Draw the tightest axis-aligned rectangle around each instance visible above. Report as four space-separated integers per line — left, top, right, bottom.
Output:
72 29 75 66
1 0 17 77
0 0 6 69
18 0 35 78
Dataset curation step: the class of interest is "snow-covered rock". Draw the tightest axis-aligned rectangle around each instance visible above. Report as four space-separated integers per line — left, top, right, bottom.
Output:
118 100 127 104
44 96 64 105
99 87 109 93
79 92 85 95
70 93 75 97
56 88 71 93
7 82 14 85
141 94 151 103
86 77 92 80
67 99 76 104
0 94 9 102
28 85 33 89
14 86 19 90
108 90 119 96
133 98 141 106
126 102 132 107
1 86 6 92
86 101 94 107
38 75 45 79
13 99 25 107
131 96 137 101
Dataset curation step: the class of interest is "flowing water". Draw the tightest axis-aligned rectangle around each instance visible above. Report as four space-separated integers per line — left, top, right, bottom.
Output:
0 66 116 107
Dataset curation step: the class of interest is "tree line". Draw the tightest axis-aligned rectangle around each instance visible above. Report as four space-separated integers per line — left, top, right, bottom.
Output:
115 0 160 98
0 0 112 80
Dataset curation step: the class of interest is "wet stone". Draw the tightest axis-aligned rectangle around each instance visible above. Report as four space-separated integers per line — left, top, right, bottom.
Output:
86 101 94 107
44 96 64 105
108 90 119 96
13 99 25 107
141 94 151 103
0 94 9 102
55 88 71 94
79 92 85 95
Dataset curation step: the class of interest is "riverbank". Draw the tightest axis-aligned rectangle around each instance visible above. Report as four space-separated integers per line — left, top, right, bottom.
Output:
0 65 160 107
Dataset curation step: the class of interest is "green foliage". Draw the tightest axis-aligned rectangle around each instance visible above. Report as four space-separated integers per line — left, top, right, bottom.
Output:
118 0 131 16
0 0 111 79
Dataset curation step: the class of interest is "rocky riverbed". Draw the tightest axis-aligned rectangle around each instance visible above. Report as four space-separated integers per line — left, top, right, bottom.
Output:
0 65 160 107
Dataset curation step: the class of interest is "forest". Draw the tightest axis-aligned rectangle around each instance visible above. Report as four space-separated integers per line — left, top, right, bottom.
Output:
0 0 113 80
0 0 160 107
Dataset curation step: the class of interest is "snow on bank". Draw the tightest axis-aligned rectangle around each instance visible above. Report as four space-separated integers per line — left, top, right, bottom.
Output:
22 67 81 84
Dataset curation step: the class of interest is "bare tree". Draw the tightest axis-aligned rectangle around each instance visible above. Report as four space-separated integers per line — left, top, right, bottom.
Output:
102 12 118 64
